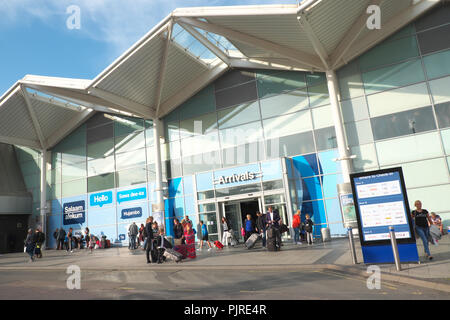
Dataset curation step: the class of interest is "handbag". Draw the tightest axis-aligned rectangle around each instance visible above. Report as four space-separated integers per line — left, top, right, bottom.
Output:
174 238 182 246
280 224 289 234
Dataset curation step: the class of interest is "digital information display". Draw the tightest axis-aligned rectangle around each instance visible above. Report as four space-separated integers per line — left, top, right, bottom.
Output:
350 167 416 247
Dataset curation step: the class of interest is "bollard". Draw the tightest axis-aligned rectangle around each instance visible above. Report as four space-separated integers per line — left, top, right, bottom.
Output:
347 227 358 264
389 226 402 271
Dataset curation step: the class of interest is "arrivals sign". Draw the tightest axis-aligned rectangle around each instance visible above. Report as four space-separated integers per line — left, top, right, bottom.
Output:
63 200 85 225
213 171 260 185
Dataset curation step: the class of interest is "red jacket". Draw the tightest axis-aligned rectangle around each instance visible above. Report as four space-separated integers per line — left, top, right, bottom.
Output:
292 215 301 228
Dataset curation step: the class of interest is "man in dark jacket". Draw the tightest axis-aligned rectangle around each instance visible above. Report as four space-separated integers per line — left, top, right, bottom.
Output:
145 217 155 264
256 212 266 247
265 206 282 250
34 227 45 258
57 228 66 250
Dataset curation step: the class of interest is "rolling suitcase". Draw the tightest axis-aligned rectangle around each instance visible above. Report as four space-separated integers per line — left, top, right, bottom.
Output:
245 233 260 249
164 248 183 263
214 240 224 249
266 226 278 251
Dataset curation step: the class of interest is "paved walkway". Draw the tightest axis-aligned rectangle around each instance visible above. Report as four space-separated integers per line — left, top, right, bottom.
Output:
1 234 449 292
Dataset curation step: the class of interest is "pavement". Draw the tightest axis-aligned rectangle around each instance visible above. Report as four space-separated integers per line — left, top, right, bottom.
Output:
1 234 449 293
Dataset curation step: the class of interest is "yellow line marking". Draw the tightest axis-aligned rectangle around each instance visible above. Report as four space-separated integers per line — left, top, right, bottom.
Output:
117 287 135 290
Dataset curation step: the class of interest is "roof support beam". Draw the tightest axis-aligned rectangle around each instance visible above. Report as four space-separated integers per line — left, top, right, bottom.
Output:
333 0 441 70
45 109 94 149
157 63 229 118
330 0 385 69
155 21 174 117
296 13 330 69
178 22 231 66
229 58 308 71
89 87 155 119
176 17 324 70
20 86 46 149
0 135 40 149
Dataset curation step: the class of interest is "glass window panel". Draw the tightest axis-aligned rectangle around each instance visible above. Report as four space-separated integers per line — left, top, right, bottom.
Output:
262 180 284 191
87 156 115 177
217 101 260 129
197 190 215 201
264 193 286 204
115 166 147 188
415 5 450 32
371 106 436 140
23 173 40 189
215 81 258 110
61 179 87 198
417 24 450 55
20 160 40 176
183 150 221 176
115 148 146 171
306 73 326 86
429 76 450 105
61 147 86 166
86 122 113 144
145 124 155 147
214 69 255 91
114 116 144 136
146 146 156 164
315 126 337 151
165 158 183 178
448 157 450 173
266 131 315 159
350 143 379 172
308 82 330 108
198 203 216 213
367 82 431 118
222 142 265 167
87 138 114 160
442 129 450 154
179 113 217 139
147 163 156 183
61 162 86 182
87 173 115 193
407 184 450 213
51 152 62 169
257 71 306 99
312 105 333 129
337 60 365 100
263 110 312 139
259 89 309 119
160 141 181 161
49 183 61 200
86 113 113 129
220 121 264 148
436 102 450 129
359 36 419 72
362 59 425 95
164 120 180 142
115 131 146 154
345 120 374 146
181 130 220 157
178 85 216 121
381 158 449 189
215 183 261 198
48 168 61 185
423 49 450 79
341 97 369 123
376 131 443 166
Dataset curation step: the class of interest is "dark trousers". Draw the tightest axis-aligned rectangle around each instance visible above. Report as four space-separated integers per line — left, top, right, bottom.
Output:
58 239 64 250
244 231 253 242
146 239 155 263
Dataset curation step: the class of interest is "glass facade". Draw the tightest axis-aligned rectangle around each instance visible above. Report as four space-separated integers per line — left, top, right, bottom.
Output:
14 4 450 245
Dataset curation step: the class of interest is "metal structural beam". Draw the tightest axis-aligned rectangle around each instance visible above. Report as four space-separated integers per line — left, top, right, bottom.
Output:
177 17 324 70
0 135 40 149
297 13 330 69
20 86 46 149
178 22 231 66
333 0 441 70
330 0 385 69
89 87 155 119
155 22 174 117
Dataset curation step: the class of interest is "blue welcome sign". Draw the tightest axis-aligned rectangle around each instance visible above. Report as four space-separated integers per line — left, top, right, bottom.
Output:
90 191 113 207
63 200 85 225
121 207 142 220
117 187 147 204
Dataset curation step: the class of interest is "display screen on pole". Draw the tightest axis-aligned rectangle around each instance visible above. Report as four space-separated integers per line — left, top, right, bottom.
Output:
350 167 415 246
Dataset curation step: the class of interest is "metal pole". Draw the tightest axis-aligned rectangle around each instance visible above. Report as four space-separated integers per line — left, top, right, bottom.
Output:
347 227 357 264
40 149 47 250
389 226 402 271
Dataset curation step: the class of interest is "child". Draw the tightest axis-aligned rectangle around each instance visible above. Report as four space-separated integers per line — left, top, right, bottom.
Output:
305 214 314 245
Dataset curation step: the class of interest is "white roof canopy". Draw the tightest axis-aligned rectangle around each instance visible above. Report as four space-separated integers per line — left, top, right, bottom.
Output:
0 0 441 150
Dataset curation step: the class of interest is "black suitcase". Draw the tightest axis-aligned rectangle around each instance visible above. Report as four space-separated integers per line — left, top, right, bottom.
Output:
266 237 278 251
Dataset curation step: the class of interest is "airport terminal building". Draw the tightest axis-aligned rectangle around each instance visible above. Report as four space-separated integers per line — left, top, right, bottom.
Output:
0 1 449 249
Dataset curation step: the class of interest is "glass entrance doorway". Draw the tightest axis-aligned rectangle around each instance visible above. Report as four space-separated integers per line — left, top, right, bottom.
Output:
220 197 262 243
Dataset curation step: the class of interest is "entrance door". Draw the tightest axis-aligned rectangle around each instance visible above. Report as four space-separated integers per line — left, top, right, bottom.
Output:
220 198 261 243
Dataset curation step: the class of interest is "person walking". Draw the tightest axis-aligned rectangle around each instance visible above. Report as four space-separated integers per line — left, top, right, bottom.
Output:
198 220 213 251
128 222 138 250
305 214 314 245
265 206 282 250
183 223 196 259
221 217 232 246
292 210 302 245
84 228 91 251
145 217 155 264
67 228 74 253
173 218 184 245
34 227 45 258
57 227 66 250
256 212 266 247
412 200 433 260
24 229 36 263
138 223 145 248
53 228 59 250
244 214 255 242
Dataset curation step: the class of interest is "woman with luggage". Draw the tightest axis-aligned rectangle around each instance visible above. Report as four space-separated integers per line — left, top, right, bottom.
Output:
244 214 255 242
183 223 196 259
411 200 433 260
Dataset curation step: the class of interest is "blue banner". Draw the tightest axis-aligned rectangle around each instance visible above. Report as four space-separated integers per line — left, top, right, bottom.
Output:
117 187 147 204
63 200 85 225
90 191 113 207
121 207 143 220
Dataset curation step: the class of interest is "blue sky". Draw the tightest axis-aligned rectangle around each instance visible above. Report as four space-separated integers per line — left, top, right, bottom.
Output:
0 0 298 95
